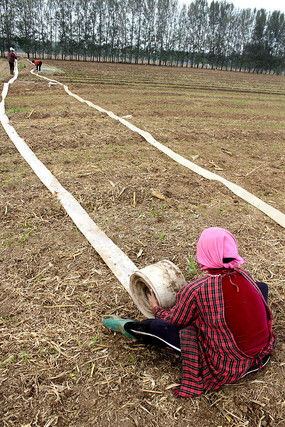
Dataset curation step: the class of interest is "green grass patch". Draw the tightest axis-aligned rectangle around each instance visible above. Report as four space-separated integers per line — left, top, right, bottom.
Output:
6 106 30 114
266 122 285 131
154 231 166 240
18 228 33 243
1 236 15 247
18 62 26 71
185 256 198 280
0 177 19 188
0 354 18 368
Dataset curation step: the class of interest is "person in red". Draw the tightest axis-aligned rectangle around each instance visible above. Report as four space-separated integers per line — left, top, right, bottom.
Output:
103 227 275 397
7 47 17 75
32 59 42 72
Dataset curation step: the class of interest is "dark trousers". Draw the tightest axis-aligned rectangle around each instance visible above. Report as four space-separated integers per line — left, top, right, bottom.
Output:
124 282 269 352
256 281 268 303
125 318 181 351
9 61 14 74
36 61 42 71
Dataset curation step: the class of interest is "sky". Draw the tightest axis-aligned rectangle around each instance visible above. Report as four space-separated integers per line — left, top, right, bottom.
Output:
179 0 285 13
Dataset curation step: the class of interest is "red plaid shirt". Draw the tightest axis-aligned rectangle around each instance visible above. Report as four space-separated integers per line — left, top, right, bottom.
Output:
155 269 275 398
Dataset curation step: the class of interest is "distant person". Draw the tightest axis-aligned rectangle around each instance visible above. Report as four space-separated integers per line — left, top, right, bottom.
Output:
7 47 17 75
103 227 275 398
32 59 42 72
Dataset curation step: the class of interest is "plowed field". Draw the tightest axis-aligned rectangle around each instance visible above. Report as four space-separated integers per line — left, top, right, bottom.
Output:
1 58 285 427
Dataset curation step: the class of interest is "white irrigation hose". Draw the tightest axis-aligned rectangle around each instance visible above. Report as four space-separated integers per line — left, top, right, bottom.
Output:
1 62 185 317
1 63 136 292
31 66 285 229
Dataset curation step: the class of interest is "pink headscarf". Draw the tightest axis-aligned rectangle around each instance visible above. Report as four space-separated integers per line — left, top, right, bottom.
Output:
196 227 245 271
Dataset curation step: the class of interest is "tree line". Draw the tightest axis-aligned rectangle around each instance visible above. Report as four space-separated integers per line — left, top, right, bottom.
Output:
1 0 285 74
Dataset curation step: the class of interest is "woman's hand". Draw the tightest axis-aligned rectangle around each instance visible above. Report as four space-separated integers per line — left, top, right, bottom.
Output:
148 291 159 311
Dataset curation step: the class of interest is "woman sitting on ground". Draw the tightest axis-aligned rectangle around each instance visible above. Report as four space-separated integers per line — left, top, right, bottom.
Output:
103 227 275 398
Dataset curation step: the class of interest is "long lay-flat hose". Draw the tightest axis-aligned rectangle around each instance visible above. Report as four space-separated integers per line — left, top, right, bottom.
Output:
0 61 186 317
1 61 284 317
30 64 285 229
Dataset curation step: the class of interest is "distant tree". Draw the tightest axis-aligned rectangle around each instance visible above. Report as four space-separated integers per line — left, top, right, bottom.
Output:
207 1 220 68
1 0 284 74
0 0 16 56
265 10 285 72
14 0 38 58
174 5 189 66
232 8 255 71
187 0 208 68
141 0 157 65
219 2 235 70
134 0 143 64
224 7 241 70
155 0 178 66
245 8 268 72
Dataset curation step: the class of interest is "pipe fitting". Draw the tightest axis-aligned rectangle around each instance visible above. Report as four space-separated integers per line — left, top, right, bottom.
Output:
130 259 186 318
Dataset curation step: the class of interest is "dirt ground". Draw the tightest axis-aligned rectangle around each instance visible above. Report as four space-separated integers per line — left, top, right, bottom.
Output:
1 58 285 427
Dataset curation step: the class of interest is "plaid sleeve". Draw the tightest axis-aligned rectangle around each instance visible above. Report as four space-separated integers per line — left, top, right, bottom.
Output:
154 283 198 328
